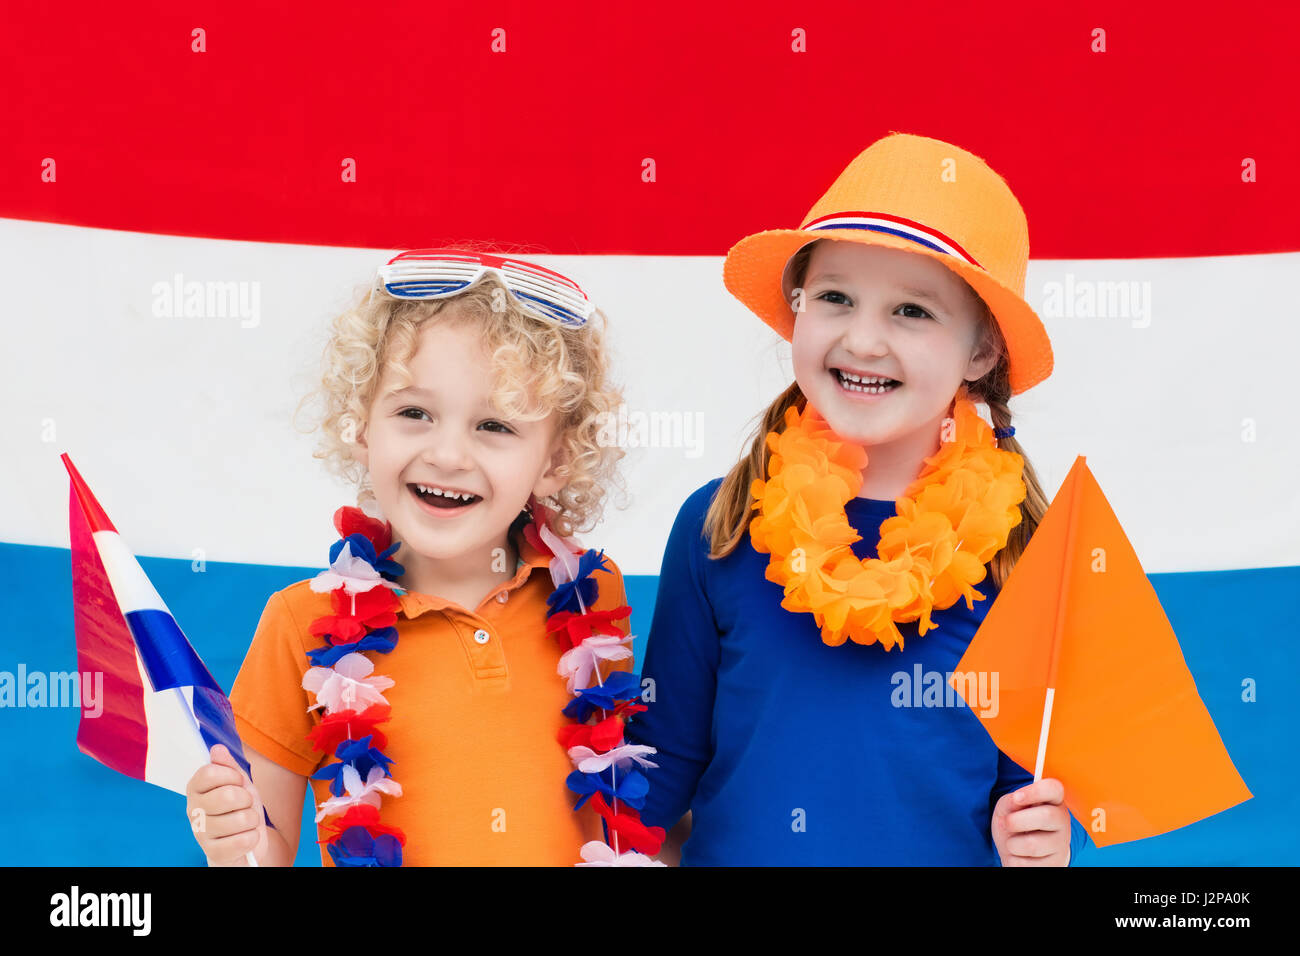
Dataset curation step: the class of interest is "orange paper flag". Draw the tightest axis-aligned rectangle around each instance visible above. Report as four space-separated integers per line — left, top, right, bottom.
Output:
948 455 1251 848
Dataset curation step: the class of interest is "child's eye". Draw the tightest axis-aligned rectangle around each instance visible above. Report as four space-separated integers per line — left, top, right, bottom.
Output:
817 290 851 306
398 408 513 434
898 303 934 319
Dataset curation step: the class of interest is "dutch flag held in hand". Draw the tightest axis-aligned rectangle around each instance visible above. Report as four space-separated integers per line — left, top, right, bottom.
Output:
63 452 266 865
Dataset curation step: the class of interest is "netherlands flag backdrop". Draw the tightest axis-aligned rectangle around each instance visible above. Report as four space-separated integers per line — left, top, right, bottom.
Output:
2 2 1296 865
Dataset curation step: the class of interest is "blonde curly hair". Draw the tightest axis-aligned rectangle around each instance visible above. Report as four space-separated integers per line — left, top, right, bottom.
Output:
293 266 626 539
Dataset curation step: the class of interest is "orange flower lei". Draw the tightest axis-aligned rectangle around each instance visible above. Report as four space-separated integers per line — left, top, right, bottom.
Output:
748 389 1027 650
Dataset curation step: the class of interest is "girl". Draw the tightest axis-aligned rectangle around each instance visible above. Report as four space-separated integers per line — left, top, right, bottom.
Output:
185 249 664 866
626 132 1091 865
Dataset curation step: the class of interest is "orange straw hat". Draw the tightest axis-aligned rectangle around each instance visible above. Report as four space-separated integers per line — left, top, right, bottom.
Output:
723 131 1053 394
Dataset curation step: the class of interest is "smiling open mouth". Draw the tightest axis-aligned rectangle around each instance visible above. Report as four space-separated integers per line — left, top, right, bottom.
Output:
832 369 902 394
408 483 481 509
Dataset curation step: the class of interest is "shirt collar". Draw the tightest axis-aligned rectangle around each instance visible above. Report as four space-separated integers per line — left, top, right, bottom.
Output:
395 524 554 619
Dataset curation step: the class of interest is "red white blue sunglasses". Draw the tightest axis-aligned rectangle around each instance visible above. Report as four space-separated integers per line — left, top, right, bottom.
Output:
374 249 595 327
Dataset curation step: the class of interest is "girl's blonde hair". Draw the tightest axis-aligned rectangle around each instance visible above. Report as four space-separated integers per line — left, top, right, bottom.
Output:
294 268 626 539
703 239 1049 590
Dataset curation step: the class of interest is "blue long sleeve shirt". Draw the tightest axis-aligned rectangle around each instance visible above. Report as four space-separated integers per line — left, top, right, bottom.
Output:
626 478 1090 866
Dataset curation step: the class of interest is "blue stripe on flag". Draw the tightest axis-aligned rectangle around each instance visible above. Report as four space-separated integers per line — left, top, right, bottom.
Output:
192 685 249 774
125 608 222 694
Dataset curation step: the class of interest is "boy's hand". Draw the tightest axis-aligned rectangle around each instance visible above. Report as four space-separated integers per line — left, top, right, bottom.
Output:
184 743 268 866
991 777 1072 866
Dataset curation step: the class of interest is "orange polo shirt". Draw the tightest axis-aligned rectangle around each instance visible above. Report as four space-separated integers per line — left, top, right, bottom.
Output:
229 528 632 866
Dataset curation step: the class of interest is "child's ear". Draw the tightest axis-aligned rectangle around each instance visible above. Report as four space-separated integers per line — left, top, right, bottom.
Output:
964 325 1000 384
532 430 569 501
351 418 369 471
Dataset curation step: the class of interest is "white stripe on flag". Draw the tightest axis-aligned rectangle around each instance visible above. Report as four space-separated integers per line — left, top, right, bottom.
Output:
92 530 169 614
8 219 1298 574
133 649 211 795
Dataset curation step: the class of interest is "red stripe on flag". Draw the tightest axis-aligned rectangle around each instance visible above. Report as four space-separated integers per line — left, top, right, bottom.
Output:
68 480 148 781
61 454 116 534
1 2 1296 257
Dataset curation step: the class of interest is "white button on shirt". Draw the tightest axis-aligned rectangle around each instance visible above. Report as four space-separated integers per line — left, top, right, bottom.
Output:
473 629 490 644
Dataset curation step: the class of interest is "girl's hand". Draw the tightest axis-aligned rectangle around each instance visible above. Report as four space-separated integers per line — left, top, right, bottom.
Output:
184 744 269 866
991 778 1072 866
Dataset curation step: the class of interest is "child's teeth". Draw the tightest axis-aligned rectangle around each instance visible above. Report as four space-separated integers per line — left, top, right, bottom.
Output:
417 484 475 501
835 370 899 394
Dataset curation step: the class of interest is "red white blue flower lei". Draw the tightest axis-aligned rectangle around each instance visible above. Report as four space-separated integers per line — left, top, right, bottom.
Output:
300 502 666 866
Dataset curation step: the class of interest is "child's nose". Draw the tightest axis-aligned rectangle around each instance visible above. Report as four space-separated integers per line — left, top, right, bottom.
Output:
840 309 892 357
420 426 475 471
